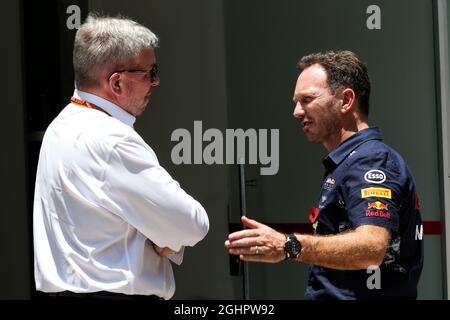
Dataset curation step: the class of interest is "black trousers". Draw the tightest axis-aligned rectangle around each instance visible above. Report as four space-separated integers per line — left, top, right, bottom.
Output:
35 290 164 300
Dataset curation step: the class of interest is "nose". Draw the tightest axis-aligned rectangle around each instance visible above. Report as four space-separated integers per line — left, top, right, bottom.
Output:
151 74 160 87
293 101 304 119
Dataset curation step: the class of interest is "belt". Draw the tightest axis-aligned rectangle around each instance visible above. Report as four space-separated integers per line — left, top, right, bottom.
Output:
43 290 164 300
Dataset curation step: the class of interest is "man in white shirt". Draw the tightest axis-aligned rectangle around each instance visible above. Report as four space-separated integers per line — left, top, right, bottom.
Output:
33 13 209 300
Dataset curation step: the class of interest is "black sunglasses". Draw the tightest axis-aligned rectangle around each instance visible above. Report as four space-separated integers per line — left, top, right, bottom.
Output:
115 64 158 81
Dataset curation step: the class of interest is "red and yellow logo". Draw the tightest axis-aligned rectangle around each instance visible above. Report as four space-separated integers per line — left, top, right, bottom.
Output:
361 187 392 199
367 201 388 210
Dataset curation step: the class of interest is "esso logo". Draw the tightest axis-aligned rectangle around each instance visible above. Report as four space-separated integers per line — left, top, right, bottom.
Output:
364 169 386 184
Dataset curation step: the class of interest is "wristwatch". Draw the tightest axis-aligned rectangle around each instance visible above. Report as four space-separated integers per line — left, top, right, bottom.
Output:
284 234 302 259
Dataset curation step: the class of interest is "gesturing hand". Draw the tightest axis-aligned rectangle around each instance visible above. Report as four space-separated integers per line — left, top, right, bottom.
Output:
224 216 286 263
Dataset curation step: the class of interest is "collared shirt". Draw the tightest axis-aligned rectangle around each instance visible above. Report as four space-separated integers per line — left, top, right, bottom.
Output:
305 127 423 300
33 90 209 299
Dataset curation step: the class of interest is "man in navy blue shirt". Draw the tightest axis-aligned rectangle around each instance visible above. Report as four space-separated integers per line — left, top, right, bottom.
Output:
225 50 423 299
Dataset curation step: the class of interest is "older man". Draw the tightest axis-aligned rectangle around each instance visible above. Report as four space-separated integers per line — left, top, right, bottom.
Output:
225 51 423 300
33 14 209 300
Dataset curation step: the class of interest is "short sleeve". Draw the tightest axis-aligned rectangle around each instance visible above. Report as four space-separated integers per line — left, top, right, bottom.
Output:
341 151 403 232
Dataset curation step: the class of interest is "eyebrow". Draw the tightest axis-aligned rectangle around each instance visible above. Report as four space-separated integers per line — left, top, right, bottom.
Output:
293 91 317 102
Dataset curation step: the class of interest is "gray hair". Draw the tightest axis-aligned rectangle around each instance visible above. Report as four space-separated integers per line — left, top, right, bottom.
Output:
73 13 159 88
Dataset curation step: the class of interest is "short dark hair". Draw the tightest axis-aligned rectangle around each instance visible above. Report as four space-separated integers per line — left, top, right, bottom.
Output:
297 50 371 117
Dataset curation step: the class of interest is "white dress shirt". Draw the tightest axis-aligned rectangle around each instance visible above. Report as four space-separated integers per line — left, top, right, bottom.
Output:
33 89 209 299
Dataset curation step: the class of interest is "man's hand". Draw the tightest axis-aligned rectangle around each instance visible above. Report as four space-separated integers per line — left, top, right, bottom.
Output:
153 243 176 257
224 216 286 263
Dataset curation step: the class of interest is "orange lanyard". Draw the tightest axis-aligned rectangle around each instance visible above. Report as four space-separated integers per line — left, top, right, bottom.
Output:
70 96 111 117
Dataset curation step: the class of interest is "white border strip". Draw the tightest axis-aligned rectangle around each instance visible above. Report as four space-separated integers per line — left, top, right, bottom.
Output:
437 0 450 300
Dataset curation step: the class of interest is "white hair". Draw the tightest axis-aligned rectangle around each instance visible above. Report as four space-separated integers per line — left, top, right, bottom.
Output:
73 13 159 88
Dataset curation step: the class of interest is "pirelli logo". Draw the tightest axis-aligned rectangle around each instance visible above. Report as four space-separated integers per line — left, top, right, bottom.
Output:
361 187 392 199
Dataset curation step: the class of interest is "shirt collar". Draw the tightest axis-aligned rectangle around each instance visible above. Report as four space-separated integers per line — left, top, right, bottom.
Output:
323 127 383 170
73 89 136 128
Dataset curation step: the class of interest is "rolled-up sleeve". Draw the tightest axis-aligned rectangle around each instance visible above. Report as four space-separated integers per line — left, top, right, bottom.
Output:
99 136 209 251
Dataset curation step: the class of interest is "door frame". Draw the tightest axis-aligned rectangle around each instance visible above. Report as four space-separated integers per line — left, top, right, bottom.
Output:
435 0 450 300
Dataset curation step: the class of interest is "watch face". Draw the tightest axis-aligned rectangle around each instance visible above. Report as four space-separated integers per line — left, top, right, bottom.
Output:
285 235 301 258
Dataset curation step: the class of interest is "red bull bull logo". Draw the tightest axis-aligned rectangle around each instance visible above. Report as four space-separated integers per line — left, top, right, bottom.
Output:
367 201 388 210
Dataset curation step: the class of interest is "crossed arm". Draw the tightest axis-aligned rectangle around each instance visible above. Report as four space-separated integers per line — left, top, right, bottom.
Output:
225 216 391 270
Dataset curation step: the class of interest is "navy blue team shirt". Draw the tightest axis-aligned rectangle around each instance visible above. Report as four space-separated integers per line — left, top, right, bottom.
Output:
304 127 424 300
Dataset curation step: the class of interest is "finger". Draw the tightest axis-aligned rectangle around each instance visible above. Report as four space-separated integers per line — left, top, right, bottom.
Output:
241 216 265 229
228 229 260 242
239 254 275 263
228 246 258 255
163 249 175 257
229 244 266 255
227 237 260 248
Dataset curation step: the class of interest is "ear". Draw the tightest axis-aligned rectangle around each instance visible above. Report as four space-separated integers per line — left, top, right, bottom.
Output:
108 72 123 97
340 88 356 114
